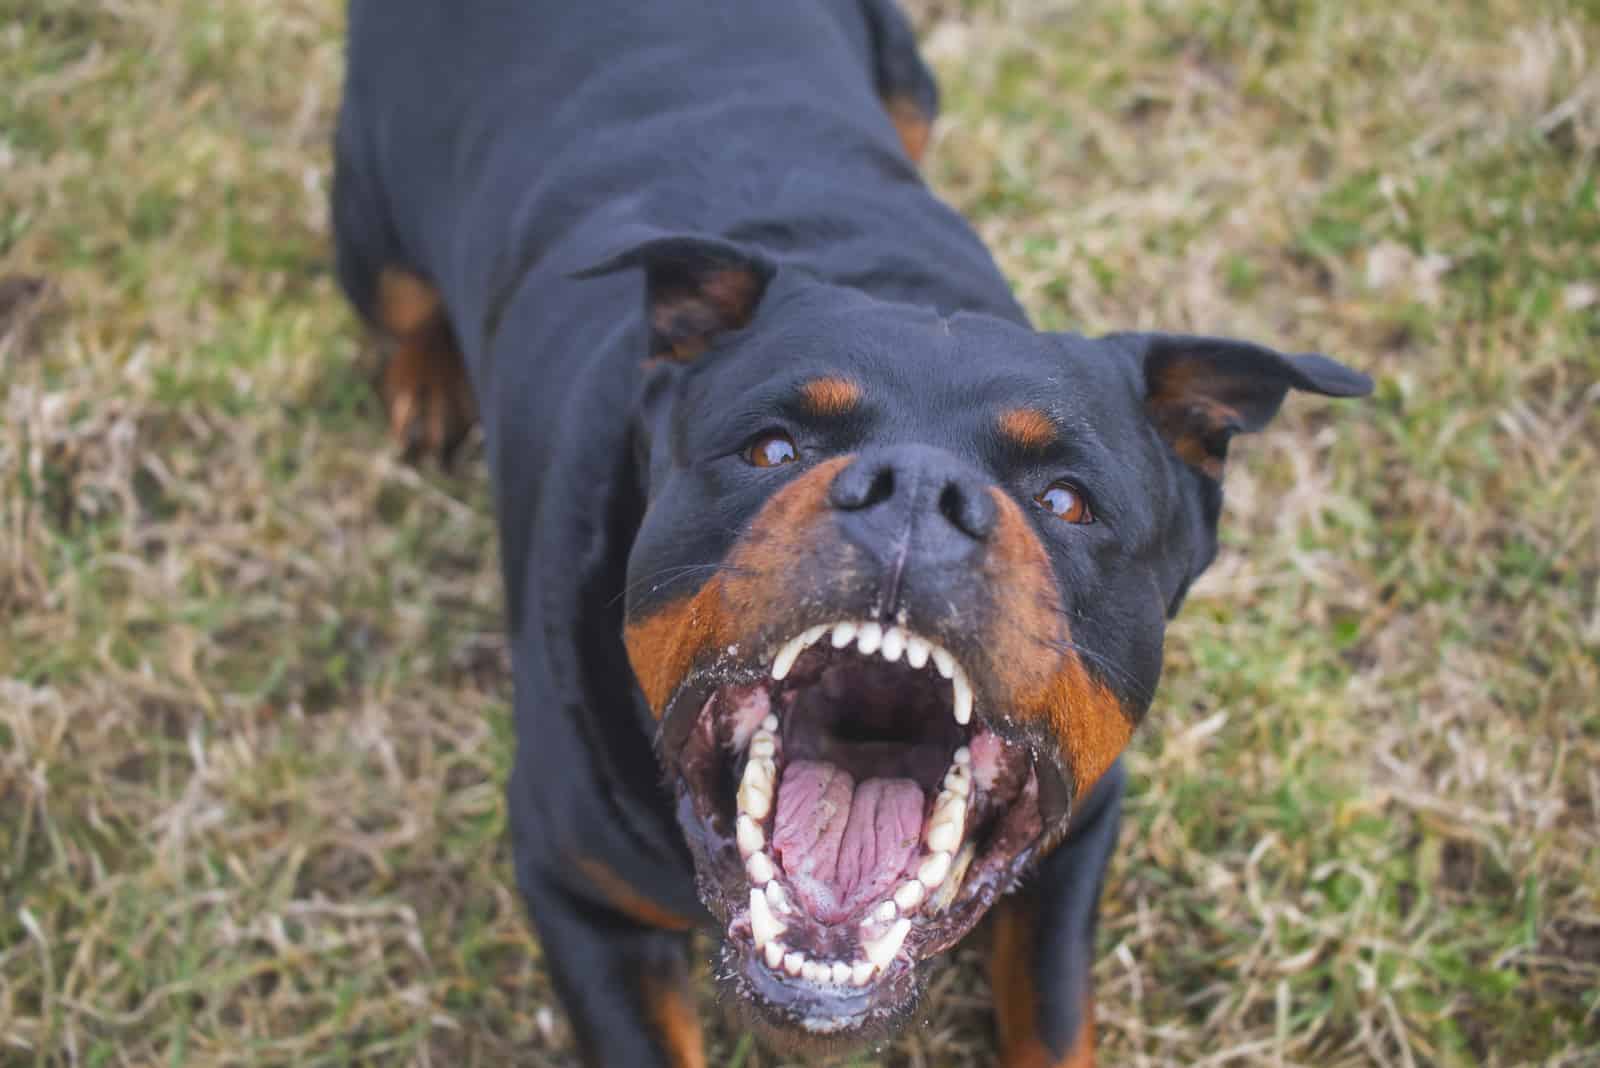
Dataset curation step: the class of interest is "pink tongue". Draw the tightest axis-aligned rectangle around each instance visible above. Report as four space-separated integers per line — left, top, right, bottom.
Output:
770 759 924 924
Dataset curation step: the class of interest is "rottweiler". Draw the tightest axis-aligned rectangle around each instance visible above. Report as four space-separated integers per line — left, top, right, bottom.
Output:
331 1 1372 1063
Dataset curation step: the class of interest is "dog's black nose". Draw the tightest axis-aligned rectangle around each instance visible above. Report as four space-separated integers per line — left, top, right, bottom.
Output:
829 445 996 569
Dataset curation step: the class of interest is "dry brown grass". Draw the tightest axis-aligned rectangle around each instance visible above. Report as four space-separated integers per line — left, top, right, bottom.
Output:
2 0 1597 1065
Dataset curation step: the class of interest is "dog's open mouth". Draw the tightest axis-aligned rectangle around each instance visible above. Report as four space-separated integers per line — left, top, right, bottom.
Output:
670 620 1057 1035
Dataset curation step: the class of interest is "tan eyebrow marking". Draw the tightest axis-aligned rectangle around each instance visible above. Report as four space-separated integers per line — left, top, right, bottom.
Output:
997 407 1058 451
797 376 863 416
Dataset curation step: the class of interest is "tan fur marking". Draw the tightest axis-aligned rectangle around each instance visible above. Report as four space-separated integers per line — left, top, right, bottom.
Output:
883 92 932 165
985 491 1134 798
624 457 853 716
992 897 1097 1068
798 376 863 417
572 856 696 932
998 407 1058 451
376 268 441 336
374 268 476 457
641 972 707 1068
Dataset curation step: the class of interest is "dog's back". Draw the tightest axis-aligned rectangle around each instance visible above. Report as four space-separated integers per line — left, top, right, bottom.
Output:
337 1 1020 379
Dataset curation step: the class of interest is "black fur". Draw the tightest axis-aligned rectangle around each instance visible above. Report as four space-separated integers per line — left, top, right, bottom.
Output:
332 1 1370 1061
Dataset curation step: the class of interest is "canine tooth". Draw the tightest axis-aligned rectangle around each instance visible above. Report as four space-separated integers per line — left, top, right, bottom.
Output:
771 633 807 681
931 646 955 679
736 815 764 857
919 851 952 888
863 918 911 969
951 668 973 725
803 624 828 647
953 745 971 765
906 635 930 669
750 887 785 946
893 880 925 911
856 622 883 655
930 841 978 912
784 951 804 976
747 852 775 885
880 627 905 662
765 881 791 914
764 941 785 968
943 766 971 797
852 960 876 986
831 961 852 985
830 622 858 648
874 900 897 923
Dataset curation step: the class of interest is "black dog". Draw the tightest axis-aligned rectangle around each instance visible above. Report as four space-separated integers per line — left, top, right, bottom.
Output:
332 1 1371 1062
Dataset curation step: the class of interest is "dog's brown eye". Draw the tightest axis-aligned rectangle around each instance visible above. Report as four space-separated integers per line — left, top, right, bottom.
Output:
1036 480 1092 523
747 431 798 468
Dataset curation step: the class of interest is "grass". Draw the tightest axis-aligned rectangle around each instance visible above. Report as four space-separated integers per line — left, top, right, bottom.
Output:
1 0 1596 1064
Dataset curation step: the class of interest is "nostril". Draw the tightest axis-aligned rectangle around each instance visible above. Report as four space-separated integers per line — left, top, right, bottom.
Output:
831 460 896 511
864 468 894 509
939 481 994 540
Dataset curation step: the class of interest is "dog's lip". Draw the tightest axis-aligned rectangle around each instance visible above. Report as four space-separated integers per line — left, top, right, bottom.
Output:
655 626 1074 832
725 932 922 1038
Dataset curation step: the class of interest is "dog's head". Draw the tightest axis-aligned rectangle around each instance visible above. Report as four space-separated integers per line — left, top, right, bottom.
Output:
579 234 1370 1046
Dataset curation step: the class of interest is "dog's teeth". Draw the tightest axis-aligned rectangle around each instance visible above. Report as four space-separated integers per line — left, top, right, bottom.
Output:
750 887 785 946
951 667 973 725
851 960 876 986
765 880 791 914
830 622 858 649
927 804 963 854
784 950 804 976
737 782 769 820
802 624 828 648
771 633 808 681
750 733 776 759
893 879 925 911
802 961 826 983
880 626 905 662
736 815 764 857
931 646 955 679
762 714 779 732
831 961 852 985
747 851 775 885
906 635 930 669
935 790 967 822
873 900 897 923
930 841 978 912
918 851 952 889
856 621 883 655
943 764 971 797
738 763 773 820
764 940 785 968
863 918 911 969
953 745 971 765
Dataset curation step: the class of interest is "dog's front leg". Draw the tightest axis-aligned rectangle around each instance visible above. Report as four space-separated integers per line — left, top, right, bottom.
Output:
989 760 1125 1068
516 862 705 1068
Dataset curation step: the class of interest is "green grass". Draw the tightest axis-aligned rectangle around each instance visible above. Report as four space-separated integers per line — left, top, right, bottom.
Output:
2 0 1597 1064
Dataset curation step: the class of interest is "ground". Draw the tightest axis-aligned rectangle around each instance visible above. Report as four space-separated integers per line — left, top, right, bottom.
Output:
1 1 1597 1065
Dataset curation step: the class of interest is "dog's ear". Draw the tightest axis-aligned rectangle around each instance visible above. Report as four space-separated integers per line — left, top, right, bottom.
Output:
1108 332 1372 479
574 235 775 362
